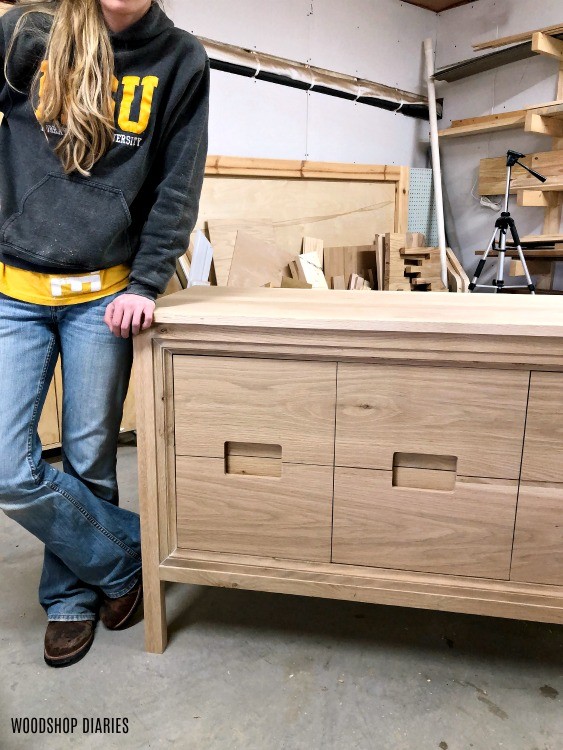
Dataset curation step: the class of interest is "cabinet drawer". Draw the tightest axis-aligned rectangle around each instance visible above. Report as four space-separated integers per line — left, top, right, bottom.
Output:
511 482 563 585
176 457 333 562
335 364 529 479
521 372 563 483
332 467 517 578
174 356 336 466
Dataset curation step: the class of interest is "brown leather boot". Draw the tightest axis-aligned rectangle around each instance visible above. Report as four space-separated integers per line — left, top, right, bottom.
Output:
44 621 95 668
100 581 143 630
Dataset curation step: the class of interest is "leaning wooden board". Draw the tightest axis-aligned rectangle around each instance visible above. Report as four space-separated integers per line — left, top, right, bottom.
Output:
135 287 563 653
195 157 410 266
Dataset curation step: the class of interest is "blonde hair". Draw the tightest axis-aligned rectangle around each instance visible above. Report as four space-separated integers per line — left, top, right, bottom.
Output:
6 1 156 176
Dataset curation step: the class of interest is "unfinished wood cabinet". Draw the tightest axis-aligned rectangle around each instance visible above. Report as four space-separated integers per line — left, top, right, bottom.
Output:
173 356 336 465
521 371 563 483
511 371 563 585
332 468 518 578
176 459 333 561
511 482 563 586
173 356 336 561
135 284 563 653
335 363 529 478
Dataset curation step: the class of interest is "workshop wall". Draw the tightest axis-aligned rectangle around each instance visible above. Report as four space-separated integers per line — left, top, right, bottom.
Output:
166 0 437 167
436 0 563 274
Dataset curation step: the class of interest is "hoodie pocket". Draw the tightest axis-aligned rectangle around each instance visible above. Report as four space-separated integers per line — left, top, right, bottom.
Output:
1 173 132 269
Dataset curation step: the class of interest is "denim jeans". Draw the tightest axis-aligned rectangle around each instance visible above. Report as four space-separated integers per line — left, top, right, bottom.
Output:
0 289 142 622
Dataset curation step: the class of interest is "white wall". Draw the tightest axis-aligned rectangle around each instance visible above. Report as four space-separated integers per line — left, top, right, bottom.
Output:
436 0 562 275
166 0 437 167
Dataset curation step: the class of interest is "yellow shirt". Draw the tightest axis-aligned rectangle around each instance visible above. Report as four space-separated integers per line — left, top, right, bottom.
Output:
0 262 131 305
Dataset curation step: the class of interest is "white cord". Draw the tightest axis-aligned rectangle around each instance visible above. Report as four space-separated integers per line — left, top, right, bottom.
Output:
470 175 501 211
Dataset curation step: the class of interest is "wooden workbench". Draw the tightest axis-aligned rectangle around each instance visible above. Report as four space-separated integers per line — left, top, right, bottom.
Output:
135 288 563 653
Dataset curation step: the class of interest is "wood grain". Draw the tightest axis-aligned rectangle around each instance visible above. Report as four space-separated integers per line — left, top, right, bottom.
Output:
160 551 563 624
195 177 396 257
323 245 378 289
153 287 563 341
207 219 275 286
174 355 336 466
133 330 168 653
228 230 293 288
176 457 333 561
521 371 563 482
332 468 518 578
335 363 529 478
511 481 563 585
479 149 563 195
439 110 527 138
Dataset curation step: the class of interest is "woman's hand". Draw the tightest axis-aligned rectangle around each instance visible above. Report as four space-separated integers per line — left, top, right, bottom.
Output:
104 293 156 338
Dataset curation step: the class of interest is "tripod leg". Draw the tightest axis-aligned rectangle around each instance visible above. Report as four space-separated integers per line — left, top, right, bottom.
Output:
515 245 536 294
509 219 536 295
469 227 498 292
495 228 507 293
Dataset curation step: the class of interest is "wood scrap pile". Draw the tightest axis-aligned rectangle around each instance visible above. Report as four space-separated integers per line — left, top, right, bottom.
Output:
178 223 469 292
381 233 469 292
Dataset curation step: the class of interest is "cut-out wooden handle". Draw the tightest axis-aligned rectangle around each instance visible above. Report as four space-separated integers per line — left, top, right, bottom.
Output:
392 452 458 491
225 442 282 477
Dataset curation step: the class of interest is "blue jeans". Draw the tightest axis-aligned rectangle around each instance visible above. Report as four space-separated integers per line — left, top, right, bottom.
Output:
0 289 141 622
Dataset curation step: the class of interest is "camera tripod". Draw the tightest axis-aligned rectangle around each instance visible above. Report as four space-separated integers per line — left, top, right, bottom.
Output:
469 149 547 294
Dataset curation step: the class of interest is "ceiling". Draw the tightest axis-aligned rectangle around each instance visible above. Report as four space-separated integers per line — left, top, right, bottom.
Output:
402 0 477 11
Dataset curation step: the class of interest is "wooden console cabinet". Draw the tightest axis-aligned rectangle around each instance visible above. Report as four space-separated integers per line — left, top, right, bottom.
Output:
135 287 563 653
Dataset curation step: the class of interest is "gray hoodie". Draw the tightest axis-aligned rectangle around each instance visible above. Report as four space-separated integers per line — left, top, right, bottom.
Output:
0 2 209 300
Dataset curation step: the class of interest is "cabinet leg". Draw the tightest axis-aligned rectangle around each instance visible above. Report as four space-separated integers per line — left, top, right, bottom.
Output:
144 578 167 654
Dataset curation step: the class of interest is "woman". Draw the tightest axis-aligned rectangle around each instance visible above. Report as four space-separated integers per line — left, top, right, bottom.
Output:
0 0 209 667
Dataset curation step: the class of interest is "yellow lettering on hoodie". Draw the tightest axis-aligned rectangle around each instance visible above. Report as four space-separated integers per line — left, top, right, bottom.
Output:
118 75 160 135
35 62 159 137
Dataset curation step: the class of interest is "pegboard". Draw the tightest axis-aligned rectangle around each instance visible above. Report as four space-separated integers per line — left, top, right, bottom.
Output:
408 168 438 247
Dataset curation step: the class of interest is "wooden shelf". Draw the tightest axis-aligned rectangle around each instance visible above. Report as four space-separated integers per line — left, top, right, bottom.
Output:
439 111 526 138
439 101 563 139
436 25 563 83
474 23 563 52
476 249 563 259
506 235 563 247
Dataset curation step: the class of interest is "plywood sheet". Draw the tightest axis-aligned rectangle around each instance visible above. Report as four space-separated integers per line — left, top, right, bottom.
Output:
195 177 396 256
228 230 294 287
207 218 275 286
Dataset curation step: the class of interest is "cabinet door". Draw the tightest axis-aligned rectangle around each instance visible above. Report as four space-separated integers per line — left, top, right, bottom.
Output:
173 356 337 562
511 482 563 585
332 467 517 578
336 364 529 479
174 356 336 466
521 372 563 483
176 458 333 561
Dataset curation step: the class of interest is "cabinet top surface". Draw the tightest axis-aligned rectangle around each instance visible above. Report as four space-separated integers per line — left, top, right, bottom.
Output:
153 287 563 337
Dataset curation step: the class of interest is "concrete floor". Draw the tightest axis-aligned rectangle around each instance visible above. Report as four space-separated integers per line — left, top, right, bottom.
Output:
0 442 561 750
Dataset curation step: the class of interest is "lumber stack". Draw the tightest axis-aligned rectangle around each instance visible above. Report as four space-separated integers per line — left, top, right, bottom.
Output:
177 220 469 293
381 233 467 292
